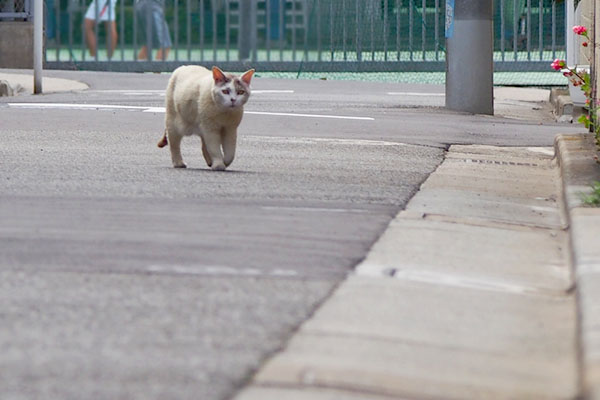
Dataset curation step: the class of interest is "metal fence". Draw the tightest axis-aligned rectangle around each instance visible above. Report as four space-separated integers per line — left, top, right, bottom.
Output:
7 0 567 73
0 0 30 19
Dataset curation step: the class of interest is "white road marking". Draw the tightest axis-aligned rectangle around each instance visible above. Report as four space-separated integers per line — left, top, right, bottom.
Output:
245 111 374 121
246 135 405 147
9 102 150 111
387 92 445 96
90 89 294 95
252 90 295 94
146 264 298 277
8 102 374 121
260 206 372 214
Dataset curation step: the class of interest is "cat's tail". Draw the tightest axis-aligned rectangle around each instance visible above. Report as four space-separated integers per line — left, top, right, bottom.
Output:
157 129 168 148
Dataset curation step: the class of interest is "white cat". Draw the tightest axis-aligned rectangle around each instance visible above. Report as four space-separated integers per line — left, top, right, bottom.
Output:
158 65 255 170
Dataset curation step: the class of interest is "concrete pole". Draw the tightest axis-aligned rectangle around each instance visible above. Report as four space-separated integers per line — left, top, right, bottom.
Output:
33 0 43 94
238 0 257 61
445 0 494 115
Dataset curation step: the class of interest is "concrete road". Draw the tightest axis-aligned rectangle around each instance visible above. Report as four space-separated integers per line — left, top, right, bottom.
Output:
0 70 583 400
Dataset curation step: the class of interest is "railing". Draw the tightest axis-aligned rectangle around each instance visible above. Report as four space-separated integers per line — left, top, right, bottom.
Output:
0 0 31 19
35 0 565 73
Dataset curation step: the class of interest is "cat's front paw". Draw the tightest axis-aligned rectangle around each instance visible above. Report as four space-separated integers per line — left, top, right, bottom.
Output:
211 162 226 171
173 162 187 168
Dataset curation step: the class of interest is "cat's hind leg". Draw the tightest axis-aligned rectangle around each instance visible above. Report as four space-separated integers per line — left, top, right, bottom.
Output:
167 126 187 168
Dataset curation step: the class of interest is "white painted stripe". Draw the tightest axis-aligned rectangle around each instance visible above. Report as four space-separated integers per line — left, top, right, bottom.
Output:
143 107 167 113
245 111 374 121
147 264 298 277
9 102 374 121
261 206 371 214
246 135 405 147
90 89 294 94
90 89 165 93
253 90 295 94
387 92 445 96
9 102 150 110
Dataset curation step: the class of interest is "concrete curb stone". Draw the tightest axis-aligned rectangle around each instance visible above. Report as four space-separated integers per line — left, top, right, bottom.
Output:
0 72 88 94
555 133 600 400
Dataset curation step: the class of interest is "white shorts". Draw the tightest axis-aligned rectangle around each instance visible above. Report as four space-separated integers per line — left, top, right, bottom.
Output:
85 0 118 21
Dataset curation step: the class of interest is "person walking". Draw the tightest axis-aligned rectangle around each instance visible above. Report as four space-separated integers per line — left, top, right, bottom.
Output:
135 0 172 61
84 0 118 58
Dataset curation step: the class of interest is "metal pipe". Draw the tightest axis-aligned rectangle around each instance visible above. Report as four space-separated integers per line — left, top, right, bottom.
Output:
435 0 439 60
33 0 43 93
356 0 361 62
527 0 531 60
445 0 494 115
500 0 505 61
421 0 425 60
409 0 413 60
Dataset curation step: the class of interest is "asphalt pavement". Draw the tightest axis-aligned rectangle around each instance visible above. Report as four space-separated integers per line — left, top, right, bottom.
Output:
0 69 590 400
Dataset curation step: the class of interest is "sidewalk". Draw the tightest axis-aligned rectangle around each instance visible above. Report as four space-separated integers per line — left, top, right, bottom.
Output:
234 137 600 398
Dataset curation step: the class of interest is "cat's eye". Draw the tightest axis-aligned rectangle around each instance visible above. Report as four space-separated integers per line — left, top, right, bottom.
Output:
237 90 245 95
222 89 230 95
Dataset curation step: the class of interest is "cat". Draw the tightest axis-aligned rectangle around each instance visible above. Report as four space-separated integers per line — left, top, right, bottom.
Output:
158 65 255 171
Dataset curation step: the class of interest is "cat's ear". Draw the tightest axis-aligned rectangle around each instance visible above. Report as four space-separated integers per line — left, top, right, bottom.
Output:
212 66 227 84
241 69 255 86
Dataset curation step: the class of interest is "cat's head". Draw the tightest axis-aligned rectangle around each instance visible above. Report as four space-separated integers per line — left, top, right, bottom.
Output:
211 67 254 109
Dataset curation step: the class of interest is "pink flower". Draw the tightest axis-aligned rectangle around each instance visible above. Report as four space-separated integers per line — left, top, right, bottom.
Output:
573 25 588 35
551 59 566 71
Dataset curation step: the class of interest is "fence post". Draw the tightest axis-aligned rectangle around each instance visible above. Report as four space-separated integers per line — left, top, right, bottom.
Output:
239 0 257 61
33 0 43 94
445 0 494 115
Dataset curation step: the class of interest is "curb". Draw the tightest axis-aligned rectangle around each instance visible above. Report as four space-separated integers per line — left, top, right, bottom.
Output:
555 133 600 400
550 88 585 123
0 72 88 95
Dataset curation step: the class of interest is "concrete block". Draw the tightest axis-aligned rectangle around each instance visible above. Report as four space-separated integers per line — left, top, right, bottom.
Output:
579 274 600 400
300 277 576 359
407 187 564 229
254 321 578 399
406 146 565 228
356 216 571 292
251 275 578 399
0 22 34 69
555 134 600 208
